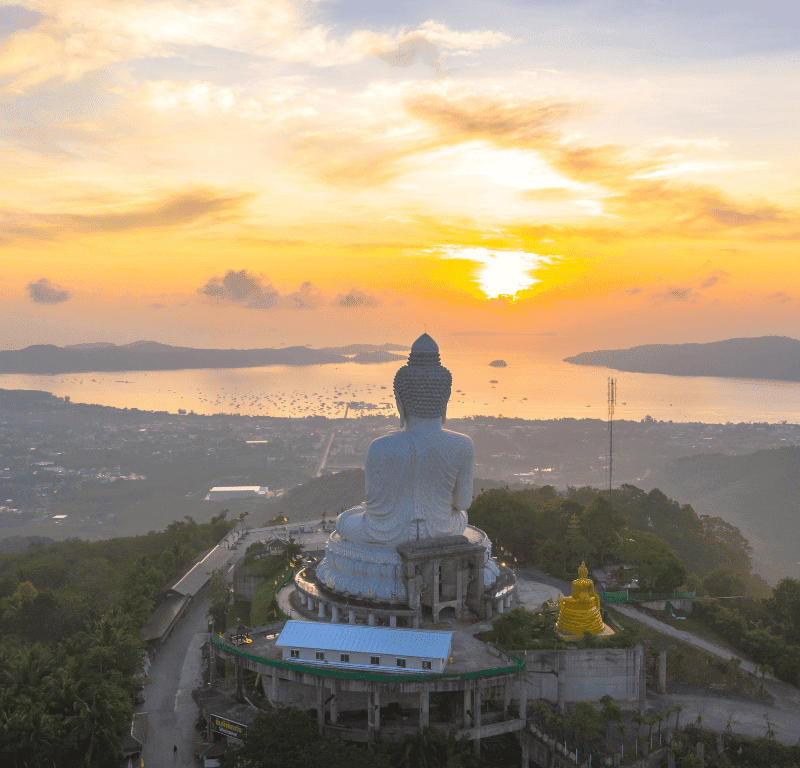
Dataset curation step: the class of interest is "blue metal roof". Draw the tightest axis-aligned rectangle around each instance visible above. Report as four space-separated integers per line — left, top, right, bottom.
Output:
275 621 452 659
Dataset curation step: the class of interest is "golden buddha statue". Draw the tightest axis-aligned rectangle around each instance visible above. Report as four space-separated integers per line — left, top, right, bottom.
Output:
555 562 614 640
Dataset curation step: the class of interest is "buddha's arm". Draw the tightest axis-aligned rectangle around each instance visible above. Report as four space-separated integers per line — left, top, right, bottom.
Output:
451 437 474 511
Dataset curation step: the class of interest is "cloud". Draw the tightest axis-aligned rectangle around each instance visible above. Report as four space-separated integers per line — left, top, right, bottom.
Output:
651 285 697 302
626 286 642 295
766 291 792 303
27 277 71 304
703 203 783 227
700 269 730 289
405 94 579 147
1 189 252 242
200 269 279 309
337 288 379 307
285 281 323 309
377 35 448 76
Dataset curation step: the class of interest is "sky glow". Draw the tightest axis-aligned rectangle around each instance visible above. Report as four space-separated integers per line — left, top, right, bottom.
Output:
1 0 799 353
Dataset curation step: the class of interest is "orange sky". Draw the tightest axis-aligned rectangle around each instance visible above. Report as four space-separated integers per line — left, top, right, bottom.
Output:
2 0 799 355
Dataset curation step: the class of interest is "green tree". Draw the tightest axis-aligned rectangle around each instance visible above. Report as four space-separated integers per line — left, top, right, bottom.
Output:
702 568 746 598
566 702 602 761
208 568 232 631
580 496 625 563
618 530 687 592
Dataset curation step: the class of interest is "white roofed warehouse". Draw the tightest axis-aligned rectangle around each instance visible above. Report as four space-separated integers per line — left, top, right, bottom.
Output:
275 621 451 673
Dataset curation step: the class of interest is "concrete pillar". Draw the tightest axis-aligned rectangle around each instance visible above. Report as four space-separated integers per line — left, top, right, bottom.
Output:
348 609 355 624
518 675 527 722
496 598 504 614
210 644 217 687
235 655 243 702
658 649 667 694
485 600 493 621
331 604 339 623
637 646 646 715
505 592 513 610
463 687 471 728
519 732 529 768
308 597 314 611
420 688 430 728
330 682 338 724
389 615 397 627
557 652 567 715
368 613 376 626
503 679 512 716
300 592 307 607
473 685 482 754
318 600 326 619
456 562 464 619
433 558 440 623
413 614 420 629
317 683 325 736
271 667 279 704
370 688 380 737
668 753 676 768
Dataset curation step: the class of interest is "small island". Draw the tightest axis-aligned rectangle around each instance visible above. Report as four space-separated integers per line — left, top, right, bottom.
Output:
489 359 508 367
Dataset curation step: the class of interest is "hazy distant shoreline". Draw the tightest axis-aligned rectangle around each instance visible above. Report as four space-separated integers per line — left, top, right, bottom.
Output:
565 335 800 382
0 341 409 375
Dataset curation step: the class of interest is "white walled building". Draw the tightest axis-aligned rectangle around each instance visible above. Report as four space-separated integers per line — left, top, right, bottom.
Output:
208 486 268 500
275 621 452 673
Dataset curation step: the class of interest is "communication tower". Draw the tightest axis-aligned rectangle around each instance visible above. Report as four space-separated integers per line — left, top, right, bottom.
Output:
607 377 616 491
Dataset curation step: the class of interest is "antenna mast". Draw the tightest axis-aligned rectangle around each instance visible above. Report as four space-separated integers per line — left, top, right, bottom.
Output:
607 377 616 491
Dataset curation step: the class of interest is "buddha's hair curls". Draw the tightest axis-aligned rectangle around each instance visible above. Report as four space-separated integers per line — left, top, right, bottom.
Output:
393 364 452 419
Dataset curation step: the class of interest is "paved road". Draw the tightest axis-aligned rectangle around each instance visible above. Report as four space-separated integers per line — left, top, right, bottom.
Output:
139 593 210 768
612 603 760 675
603 603 800 745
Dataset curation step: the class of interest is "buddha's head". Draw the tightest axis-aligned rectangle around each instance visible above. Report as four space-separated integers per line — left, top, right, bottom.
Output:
393 333 452 426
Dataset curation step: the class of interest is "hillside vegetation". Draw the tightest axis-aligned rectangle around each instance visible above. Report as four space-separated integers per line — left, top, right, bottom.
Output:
641 446 800 583
467 484 765 595
0 511 235 766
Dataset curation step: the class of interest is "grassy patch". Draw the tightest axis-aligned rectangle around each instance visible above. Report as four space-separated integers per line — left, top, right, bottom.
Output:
226 600 251 628
250 559 295 626
479 607 639 651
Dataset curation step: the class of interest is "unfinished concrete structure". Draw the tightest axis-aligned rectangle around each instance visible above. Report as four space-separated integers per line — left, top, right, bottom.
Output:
210 622 529 758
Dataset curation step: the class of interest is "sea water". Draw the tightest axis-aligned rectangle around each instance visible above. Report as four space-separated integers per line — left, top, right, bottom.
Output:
2 347 800 424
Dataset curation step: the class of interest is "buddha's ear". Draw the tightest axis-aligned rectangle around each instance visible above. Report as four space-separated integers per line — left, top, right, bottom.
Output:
442 402 447 425
395 392 406 428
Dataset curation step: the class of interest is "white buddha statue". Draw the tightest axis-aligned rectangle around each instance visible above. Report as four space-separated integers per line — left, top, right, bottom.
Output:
316 334 499 602
335 333 473 548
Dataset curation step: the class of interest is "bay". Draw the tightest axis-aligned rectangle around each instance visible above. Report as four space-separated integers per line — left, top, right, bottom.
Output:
2 347 800 424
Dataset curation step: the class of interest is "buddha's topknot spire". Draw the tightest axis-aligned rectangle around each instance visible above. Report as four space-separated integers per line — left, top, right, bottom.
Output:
408 333 440 367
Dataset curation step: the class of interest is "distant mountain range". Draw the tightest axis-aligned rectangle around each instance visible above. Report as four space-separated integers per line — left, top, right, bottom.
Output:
0 341 409 375
564 336 800 381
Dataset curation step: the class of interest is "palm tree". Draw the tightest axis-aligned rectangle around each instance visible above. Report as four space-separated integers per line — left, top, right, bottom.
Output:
673 649 686 682
671 703 686 731
755 663 773 694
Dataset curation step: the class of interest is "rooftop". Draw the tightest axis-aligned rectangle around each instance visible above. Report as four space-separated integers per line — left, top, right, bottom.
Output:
276 620 452 659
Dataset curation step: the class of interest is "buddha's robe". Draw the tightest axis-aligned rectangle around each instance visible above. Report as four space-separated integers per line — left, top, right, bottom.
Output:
336 424 473 548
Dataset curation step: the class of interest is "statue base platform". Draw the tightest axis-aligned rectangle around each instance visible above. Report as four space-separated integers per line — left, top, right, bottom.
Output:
316 525 500 603
307 525 508 623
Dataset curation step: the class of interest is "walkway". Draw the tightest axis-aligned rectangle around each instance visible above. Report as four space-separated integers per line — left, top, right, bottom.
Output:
612 603 758 674
139 593 210 768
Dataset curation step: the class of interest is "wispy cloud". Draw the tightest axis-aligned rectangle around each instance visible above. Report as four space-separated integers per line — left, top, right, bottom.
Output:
1 189 252 242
